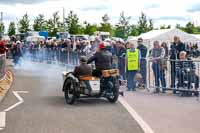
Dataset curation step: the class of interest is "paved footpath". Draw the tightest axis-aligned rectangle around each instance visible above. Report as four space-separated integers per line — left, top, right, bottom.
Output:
124 90 200 133
0 62 143 133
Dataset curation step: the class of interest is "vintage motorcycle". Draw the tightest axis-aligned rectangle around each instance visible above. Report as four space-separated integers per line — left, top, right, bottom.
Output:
62 69 120 104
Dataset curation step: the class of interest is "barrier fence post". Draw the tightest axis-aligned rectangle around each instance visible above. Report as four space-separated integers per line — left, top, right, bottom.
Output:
146 58 150 92
0 54 6 81
67 51 69 65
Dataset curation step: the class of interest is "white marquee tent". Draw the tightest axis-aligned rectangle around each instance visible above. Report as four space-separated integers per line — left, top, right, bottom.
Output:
129 28 200 48
26 36 45 42
190 34 200 40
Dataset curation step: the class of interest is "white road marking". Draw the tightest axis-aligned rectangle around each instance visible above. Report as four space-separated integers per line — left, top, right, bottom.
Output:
119 97 154 133
0 91 29 131
0 112 6 128
4 91 28 112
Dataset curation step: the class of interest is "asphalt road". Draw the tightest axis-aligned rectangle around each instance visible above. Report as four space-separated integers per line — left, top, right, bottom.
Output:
124 90 200 133
0 61 143 133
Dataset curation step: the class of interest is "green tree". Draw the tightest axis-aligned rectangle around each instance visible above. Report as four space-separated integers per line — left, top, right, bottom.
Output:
160 24 171 29
65 11 81 34
137 12 154 35
129 24 139 36
176 24 186 31
194 26 200 34
8 22 16 36
33 14 47 31
114 11 131 39
47 11 62 37
84 22 97 35
78 25 85 34
18 13 30 33
0 22 5 34
148 19 154 31
184 22 195 34
98 14 112 34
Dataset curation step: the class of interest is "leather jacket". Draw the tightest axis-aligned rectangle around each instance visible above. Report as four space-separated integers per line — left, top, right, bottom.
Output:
87 50 112 70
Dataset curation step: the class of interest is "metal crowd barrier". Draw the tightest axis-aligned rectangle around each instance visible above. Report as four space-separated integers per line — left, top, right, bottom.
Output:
21 48 123 69
0 54 6 81
147 58 200 96
21 48 80 66
14 47 200 98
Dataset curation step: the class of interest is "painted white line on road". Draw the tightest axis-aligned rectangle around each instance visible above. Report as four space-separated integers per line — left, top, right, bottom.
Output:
119 97 154 133
0 91 28 131
0 112 6 128
4 91 28 112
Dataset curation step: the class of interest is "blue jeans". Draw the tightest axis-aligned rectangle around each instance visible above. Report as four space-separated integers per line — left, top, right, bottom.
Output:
118 57 126 80
139 59 147 85
127 70 137 91
152 63 166 92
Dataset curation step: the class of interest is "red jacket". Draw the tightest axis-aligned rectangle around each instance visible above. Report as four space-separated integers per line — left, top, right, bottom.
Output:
0 41 7 54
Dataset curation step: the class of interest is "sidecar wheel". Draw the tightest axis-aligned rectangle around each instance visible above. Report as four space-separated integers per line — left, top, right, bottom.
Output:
64 79 76 104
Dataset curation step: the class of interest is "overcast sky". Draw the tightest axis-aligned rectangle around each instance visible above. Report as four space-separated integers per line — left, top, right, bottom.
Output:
0 0 200 31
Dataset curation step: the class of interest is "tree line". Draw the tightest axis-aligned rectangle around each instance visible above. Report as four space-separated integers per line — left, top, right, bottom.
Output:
1 11 200 39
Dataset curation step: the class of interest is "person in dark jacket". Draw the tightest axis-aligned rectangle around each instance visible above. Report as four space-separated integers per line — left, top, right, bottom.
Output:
12 41 22 66
170 36 186 88
73 56 92 77
176 51 199 91
117 40 126 80
137 38 147 88
87 42 112 77
111 40 118 68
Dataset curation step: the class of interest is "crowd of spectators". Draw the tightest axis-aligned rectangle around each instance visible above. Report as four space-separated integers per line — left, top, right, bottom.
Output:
2 35 200 94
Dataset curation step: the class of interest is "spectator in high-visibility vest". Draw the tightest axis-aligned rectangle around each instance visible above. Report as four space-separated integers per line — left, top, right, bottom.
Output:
126 41 141 91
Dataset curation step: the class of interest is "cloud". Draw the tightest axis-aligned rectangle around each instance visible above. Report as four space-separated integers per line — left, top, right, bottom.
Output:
187 4 200 12
144 4 160 10
3 13 16 21
0 0 57 4
0 0 200 31
154 16 191 21
79 5 111 11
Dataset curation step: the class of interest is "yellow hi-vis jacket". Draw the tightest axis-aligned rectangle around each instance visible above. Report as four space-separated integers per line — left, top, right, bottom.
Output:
127 49 139 70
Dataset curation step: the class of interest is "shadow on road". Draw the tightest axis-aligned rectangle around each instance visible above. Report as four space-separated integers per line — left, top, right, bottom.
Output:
45 96 117 107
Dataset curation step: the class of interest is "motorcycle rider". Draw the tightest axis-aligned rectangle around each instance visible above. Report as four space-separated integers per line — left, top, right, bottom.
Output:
87 42 112 77
73 56 92 77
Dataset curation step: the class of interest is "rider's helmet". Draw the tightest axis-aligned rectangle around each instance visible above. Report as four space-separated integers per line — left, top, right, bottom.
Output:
99 42 105 49
80 56 87 63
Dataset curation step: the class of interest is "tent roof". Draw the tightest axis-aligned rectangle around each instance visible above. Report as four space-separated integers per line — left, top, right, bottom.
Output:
127 36 138 41
137 28 200 43
26 36 45 42
190 34 200 39
138 29 172 40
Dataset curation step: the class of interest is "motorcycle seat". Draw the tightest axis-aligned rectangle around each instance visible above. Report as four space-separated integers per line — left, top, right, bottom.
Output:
102 69 119 78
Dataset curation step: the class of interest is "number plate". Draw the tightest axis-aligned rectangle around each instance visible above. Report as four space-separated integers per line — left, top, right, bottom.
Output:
89 80 100 91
